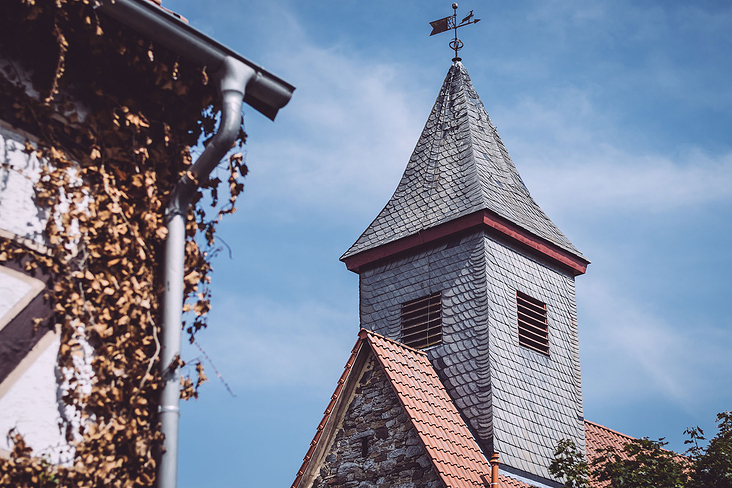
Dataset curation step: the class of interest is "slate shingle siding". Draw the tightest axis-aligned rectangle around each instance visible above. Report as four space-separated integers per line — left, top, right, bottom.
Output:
312 352 444 488
359 231 585 481
483 235 585 480
359 231 495 453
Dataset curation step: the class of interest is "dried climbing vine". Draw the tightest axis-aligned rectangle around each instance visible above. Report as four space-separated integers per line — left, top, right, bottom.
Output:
0 0 247 486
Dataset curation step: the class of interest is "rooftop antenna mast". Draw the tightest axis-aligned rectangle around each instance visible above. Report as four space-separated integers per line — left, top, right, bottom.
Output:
429 3 481 61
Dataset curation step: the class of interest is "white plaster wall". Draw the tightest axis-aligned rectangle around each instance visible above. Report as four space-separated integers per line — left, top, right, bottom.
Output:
0 121 90 463
0 335 72 463
0 268 34 319
0 123 48 246
0 122 67 460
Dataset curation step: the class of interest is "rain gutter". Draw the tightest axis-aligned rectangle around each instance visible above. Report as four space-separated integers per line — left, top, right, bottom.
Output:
94 2 294 488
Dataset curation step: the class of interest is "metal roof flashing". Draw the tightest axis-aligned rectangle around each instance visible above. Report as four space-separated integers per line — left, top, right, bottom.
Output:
96 0 294 120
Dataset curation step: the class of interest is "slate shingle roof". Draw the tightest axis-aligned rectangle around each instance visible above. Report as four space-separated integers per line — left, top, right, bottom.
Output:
342 61 585 262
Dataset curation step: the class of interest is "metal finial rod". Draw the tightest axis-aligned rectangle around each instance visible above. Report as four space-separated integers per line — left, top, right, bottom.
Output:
429 3 481 61
451 3 461 61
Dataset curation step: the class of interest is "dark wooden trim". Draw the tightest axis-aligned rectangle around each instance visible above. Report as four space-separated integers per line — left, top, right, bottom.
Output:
296 340 371 488
0 286 54 384
0 258 54 385
481 210 588 275
342 210 589 275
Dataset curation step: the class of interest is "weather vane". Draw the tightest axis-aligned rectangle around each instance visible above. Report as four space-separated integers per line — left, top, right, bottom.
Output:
429 3 481 61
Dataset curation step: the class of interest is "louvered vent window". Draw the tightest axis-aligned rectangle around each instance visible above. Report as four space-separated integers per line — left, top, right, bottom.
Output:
517 291 549 355
401 292 442 349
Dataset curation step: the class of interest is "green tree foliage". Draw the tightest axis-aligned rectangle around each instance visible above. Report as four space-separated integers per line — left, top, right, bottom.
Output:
592 437 688 488
551 411 732 488
688 412 732 488
549 439 590 488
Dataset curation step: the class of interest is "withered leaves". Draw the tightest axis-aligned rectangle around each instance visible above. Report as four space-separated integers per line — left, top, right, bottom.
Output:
0 1 249 486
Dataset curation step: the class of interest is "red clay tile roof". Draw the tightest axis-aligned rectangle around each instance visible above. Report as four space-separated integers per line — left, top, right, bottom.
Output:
292 330 643 488
366 330 492 488
584 421 639 487
585 419 686 486
585 420 636 463
292 330 495 488
497 474 533 488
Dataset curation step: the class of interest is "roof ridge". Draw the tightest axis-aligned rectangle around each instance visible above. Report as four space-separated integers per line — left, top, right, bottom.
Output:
359 328 428 356
585 419 636 441
456 65 488 224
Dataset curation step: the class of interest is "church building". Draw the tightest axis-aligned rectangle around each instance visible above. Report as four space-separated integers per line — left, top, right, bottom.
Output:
291 60 628 488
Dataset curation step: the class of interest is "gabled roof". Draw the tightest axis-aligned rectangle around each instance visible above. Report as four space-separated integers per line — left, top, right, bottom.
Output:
342 61 585 266
292 330 648 488
367 330 493 488
292 329 495 488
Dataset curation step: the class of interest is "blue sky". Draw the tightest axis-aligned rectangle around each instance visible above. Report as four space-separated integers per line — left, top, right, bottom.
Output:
161 1 731 486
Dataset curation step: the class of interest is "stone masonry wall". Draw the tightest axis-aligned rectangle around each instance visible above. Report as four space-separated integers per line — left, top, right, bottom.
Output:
358 231 494 453
311 352 443 488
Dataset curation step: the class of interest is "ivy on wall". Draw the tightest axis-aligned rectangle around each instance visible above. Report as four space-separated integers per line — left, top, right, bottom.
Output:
0 0 247 485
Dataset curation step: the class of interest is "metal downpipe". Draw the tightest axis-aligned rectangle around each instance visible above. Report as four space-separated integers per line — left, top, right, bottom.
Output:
159 56 255 488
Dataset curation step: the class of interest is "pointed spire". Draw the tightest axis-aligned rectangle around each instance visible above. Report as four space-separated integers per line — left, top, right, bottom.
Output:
342 62 586 270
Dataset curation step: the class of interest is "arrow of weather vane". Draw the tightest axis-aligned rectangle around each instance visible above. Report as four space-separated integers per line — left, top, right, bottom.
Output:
429 3 481 60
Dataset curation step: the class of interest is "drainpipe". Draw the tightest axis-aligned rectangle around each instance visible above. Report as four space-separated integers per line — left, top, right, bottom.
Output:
489 453 500 487
94 3 294 488
159 56 254 488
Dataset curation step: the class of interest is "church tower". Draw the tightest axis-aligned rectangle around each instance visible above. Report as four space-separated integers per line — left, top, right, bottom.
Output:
340 61 590 484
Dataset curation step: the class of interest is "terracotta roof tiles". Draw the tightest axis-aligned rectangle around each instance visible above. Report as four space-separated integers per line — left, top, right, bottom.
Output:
292 330 641 488
584 420 687 487
367 330 492 488
497 474 533 488
585 420 635 462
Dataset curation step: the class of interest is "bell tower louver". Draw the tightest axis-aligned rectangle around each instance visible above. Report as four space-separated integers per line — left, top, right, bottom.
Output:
341 61 590 484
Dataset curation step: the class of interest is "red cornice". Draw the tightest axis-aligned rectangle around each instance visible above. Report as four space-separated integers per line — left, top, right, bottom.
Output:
341 210 589 276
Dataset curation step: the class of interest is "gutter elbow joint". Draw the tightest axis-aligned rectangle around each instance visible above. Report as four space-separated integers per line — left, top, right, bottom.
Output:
217 56 256 100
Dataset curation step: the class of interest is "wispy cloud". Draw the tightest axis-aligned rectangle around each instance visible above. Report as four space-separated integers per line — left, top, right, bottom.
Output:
579 278 732 412
495 91 732 216
528 147 732 215
235 9 430 222
186 294 356 389
246 51 423 217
